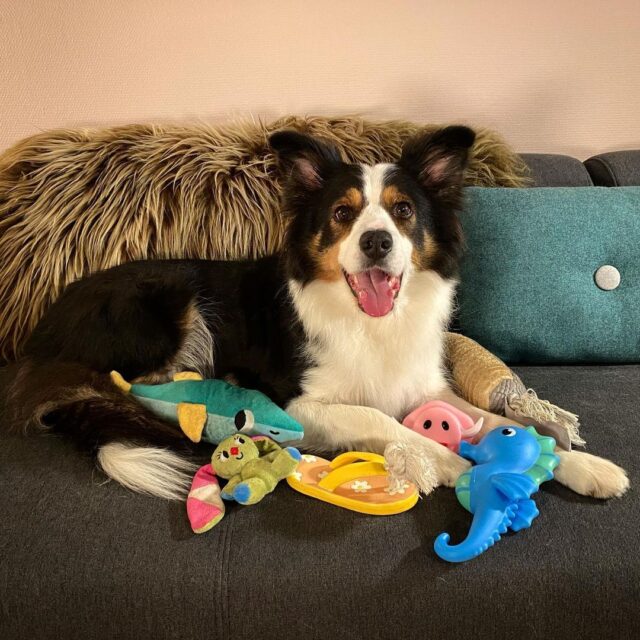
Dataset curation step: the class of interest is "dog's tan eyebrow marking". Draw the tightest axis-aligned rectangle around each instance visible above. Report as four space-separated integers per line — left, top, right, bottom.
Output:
332 187 364 212
381 185 413 211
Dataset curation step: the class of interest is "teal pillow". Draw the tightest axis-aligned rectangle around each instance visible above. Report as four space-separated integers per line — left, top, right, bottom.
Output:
457 187 640 364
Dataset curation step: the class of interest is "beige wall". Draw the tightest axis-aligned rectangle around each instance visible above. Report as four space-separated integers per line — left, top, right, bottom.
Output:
2 0 639 158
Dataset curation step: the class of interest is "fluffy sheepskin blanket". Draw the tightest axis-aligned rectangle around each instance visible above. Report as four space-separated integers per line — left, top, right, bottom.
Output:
0 115 528 361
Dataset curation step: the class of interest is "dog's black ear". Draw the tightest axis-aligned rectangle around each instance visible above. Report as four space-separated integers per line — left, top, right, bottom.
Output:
269 130 342 190
399 125 475 193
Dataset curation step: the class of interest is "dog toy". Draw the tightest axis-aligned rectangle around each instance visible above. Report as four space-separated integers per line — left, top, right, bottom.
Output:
110 371 303 445
187 463 226 534
187 434 301 533
402 400 483 453
434 425 559 563
445 333 581 450
216 434 301 503
287 451 419 515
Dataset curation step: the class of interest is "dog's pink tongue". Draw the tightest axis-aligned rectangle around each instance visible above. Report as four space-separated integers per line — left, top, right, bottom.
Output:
354 270 395 317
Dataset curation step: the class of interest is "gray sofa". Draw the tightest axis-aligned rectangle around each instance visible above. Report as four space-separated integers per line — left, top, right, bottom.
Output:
1 152 638 640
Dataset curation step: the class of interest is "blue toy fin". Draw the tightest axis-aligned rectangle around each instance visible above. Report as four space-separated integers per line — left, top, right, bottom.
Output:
491 473 537 502
509 499 539 532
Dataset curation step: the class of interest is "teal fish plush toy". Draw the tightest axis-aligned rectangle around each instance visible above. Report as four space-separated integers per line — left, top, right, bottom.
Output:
110 371 304 445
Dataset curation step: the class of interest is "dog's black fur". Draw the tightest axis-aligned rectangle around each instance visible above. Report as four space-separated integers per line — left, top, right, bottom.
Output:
1 126 474 469
3 256 305 454
24 258 304 401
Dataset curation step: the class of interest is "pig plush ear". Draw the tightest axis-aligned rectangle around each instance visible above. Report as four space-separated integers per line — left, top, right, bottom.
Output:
424 400 473 426
402 405 428 428
425 401 482 437
462 417 484 439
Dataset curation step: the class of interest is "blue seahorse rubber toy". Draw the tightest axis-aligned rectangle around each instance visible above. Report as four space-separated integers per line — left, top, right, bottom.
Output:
434 426 559 563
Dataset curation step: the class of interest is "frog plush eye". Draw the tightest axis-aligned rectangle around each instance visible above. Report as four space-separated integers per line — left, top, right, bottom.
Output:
501 428 516 437
234 434 246 445
221 450 230 459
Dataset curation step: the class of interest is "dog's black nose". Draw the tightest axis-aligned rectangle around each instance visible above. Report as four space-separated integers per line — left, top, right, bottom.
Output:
359 230 393 261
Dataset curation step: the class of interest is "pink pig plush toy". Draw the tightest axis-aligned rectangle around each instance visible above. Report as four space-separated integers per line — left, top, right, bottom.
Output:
402 400 483 453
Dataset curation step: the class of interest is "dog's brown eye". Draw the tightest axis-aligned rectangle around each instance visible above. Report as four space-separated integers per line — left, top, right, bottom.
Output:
392 202 413 219
333 205 354 222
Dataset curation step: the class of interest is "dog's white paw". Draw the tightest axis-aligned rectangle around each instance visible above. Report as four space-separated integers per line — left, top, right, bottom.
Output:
556 450 630 499
440 453 471 488
384 441 437 494
383 441 470 494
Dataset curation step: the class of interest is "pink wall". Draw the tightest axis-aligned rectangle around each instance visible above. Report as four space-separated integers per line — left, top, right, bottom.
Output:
2 0 639 158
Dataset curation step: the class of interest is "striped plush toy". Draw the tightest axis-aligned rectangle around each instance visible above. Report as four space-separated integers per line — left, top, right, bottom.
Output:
187 434 301 534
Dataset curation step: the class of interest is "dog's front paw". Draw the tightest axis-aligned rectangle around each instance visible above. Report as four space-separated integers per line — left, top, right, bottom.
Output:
384 440 471 494
556 450 630 499
440 453 471 488
384 441 438 495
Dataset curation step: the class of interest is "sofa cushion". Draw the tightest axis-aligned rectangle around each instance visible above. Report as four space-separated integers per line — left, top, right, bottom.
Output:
584 151 640 186
457 187 640 364
520 153 593 187
0 365 638 639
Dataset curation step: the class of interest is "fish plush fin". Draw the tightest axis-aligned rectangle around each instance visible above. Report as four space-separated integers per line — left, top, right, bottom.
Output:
491 473 537 502
173 371 203 381
177 403 207 443
110 371 132 393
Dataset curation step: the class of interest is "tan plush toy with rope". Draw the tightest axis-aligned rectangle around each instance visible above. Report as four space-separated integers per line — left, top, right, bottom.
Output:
444 333 583 451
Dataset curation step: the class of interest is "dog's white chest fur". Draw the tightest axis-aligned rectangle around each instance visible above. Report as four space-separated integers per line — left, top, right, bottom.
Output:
290 271 455 420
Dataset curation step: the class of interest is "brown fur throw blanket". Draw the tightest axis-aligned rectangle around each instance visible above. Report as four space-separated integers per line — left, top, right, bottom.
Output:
0 115 527 361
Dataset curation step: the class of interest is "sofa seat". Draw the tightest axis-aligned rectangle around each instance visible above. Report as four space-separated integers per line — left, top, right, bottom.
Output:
1 365 638 640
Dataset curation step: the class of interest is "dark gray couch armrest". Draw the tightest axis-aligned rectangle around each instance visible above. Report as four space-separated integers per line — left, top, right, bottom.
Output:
584 150 640 186
519 153 593 187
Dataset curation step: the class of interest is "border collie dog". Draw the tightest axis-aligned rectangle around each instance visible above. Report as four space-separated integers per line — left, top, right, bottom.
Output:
2 126 628 500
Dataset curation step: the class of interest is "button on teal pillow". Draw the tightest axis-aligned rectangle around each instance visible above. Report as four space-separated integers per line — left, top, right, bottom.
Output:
457 187 640 364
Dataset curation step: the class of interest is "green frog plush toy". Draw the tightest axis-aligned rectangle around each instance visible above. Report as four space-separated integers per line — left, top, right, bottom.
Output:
216 434 301 504
187 434 301 533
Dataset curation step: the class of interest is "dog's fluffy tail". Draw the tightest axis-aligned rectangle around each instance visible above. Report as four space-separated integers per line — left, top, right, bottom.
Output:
97 442 195 500
0 359 197 500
